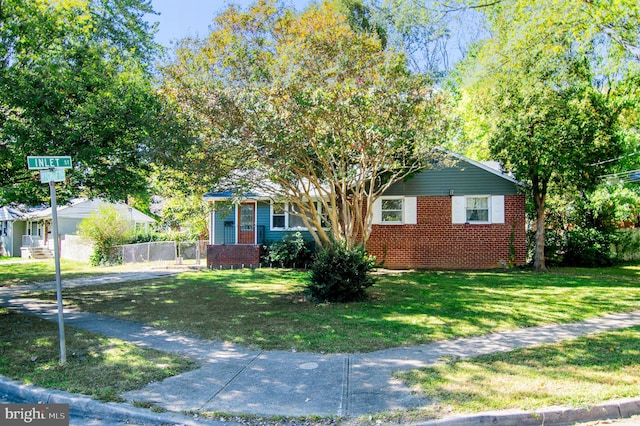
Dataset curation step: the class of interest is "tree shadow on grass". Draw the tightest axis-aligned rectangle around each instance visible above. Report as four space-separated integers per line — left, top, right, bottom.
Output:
17 266 640 353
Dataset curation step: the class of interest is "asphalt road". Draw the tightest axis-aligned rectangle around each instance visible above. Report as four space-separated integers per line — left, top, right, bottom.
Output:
575 418 640 425
0 394 144 425
3 391 640 426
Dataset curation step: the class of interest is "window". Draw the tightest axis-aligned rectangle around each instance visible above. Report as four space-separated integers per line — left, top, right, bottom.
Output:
270 201 327 230
288 204 306 228
372 197 417 225
272 202 286 229
452 195 504 224
381 198 403 223
466 196 489 222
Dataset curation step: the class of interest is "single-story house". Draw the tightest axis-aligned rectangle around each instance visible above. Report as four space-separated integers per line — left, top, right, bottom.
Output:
0 206 25 257
204 152 527 270
0 198 155 260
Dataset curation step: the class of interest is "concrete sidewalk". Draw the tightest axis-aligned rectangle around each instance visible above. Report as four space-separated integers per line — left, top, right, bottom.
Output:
2 270 640 425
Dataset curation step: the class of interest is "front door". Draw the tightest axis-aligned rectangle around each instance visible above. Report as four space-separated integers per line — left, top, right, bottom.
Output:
237 203 255 244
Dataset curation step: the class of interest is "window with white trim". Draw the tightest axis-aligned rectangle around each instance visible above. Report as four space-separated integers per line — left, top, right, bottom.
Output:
288 204 306 228
270 201 327 230
381 198 403 223
372 197 417 225
452 195 505 224
466 196 489 222
272 202 286 229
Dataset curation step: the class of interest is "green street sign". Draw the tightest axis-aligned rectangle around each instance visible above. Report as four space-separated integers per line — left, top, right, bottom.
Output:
40 168 66 183
27 156 72 170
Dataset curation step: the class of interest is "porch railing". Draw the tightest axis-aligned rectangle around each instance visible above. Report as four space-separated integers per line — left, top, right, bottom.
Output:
21 235 43 248
223 223 265 245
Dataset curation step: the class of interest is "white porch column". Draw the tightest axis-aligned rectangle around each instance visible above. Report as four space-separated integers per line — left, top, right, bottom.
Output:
209 201 215 245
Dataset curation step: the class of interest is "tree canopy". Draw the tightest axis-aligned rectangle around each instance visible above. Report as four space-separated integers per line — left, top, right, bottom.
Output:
0 0 163 205
452 0 639 270
160 0 448 248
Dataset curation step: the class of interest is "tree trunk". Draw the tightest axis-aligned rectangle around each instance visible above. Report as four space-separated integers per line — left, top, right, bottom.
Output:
533 188 548 272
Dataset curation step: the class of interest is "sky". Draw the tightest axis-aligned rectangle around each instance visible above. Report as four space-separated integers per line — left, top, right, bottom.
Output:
148 0 315 47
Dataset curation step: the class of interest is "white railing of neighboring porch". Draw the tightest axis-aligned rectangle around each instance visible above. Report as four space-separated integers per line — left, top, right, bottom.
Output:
21 235 44 248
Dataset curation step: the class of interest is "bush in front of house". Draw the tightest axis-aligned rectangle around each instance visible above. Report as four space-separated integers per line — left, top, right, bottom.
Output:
268 232 314 268
307 241 376 303
78 205 131 266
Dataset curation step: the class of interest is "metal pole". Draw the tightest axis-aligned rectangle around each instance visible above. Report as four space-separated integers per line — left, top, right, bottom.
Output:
49 180 66 364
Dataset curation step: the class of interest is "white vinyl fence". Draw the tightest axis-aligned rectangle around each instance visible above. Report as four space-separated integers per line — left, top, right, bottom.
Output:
110 240 206 265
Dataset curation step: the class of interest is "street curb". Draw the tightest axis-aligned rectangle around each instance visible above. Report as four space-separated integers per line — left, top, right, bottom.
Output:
0 376 225 425
414 397 640 425
3 375 640 426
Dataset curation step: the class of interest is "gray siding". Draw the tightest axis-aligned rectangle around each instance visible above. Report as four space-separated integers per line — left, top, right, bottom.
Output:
58 218 82 236
382 163 520 197
1 222 10 256
10 221 25 257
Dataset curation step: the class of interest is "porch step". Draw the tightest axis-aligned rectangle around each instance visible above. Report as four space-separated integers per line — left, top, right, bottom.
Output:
27 247 54 259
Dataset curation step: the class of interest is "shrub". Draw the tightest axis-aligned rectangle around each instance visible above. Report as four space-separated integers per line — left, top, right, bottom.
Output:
538 228 564 266
268 232 314 268
78 206 131 266
123 229 170 244
308 241 376 303
612 228 640 262
562 227 615 267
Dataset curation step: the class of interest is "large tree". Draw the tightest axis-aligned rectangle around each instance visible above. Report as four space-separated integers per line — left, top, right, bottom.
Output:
161 0 447 249
0 0 162 205
453 0 638 271
364 0 488 77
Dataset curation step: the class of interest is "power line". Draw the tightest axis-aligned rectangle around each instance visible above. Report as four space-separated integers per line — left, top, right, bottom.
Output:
600 169 640 183
590 151 640 166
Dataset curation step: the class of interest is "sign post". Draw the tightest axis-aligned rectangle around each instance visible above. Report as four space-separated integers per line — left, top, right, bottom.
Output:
27 156 72 364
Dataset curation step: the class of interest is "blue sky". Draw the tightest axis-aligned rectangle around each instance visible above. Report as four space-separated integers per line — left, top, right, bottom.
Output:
148 0 315 47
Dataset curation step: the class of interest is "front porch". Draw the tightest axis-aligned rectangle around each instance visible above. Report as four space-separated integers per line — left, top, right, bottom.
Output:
20 235 54 259
207 221 266 268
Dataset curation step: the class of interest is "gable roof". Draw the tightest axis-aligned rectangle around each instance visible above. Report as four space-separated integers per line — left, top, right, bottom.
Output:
203 149 523 202
446 150 522 186
0 206 23 222
26 199 155 224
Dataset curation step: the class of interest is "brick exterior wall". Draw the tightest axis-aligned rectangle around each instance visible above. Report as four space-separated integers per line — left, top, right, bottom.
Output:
207 245 261 268
366 195 527 270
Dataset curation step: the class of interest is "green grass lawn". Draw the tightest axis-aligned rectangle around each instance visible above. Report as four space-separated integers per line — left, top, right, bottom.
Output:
395 325 640 419
0 258 155 287
23 262 640 353
3 260 640 422
0 307 197 402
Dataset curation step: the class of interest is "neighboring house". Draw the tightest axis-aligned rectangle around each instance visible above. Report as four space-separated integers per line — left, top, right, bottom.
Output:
0 198 155 260
204 151 527 270
0 206 25 257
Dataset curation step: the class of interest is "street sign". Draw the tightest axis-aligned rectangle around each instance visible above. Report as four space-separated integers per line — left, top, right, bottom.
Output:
40 168 66 183
27 156 72 170
26 155 71 364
